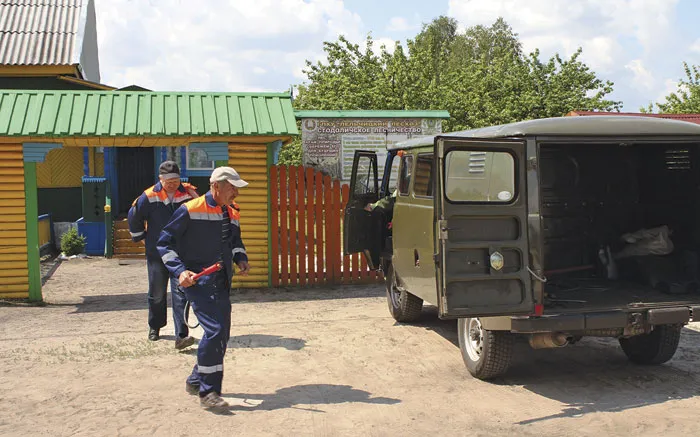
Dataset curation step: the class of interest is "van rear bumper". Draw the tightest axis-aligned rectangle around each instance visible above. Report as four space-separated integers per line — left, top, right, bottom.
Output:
504 306 700 334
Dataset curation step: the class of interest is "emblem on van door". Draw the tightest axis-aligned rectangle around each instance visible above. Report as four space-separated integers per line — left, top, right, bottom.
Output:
490 251 504 271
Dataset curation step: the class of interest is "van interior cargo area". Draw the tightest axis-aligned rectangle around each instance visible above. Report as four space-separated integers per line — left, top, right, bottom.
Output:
540 141 700 314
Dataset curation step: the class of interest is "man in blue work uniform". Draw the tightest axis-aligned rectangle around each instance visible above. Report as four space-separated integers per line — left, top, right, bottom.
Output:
128 161 198 349
157 166 251 411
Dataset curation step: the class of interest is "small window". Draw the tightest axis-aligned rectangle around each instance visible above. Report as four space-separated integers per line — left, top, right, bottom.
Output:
413 154 434 197
187 148 215 171
445 150 515 202
398 155 414 196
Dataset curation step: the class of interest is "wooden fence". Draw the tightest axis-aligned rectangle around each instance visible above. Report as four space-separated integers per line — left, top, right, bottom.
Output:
270 165 383 287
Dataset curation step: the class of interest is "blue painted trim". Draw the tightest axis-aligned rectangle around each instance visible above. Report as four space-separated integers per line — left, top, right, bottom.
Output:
161 147 167 163
186 170 214 177
189 142 228 161
270 140 283 165
22 142 62 162
179 146 187 178
83 147 89 176
82 176 107 183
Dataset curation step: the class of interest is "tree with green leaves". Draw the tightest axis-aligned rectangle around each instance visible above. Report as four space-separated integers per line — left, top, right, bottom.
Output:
642 62 700 113
294 17 621 132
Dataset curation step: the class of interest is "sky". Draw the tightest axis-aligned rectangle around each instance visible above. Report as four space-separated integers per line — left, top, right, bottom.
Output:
94 0 700 113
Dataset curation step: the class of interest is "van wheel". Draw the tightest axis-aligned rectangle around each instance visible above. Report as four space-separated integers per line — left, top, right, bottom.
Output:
386 264 423 322
619 324 682 365
458 318 514 380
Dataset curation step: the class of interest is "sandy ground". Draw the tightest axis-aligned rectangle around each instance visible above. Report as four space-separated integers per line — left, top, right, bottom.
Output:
1 257 700 436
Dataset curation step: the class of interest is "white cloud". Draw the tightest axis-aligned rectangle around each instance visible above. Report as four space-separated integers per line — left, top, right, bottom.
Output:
691 38 700 54
625 59 654 89
387 16 411 32
447 0 683 110
94 0 363 91
656 78 680 104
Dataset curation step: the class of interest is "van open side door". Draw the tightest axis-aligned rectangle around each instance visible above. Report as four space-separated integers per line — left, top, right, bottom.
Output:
435 137 535 318
343 150 382 269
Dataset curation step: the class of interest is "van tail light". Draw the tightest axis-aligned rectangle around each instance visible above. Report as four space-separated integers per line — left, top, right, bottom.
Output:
532 304 544 317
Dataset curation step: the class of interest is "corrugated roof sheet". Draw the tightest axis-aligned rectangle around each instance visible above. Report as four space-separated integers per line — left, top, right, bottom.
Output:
567 111 700 125
0 90 299 137
0 0 82 66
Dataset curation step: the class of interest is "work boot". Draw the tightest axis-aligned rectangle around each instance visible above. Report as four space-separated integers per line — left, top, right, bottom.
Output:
200 392 229 411
148 328 159 341
175 336 195 350
186 382 200 395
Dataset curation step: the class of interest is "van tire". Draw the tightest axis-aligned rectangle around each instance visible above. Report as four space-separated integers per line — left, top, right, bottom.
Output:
619 324 682 365
386 264 423 322
458 318 513 380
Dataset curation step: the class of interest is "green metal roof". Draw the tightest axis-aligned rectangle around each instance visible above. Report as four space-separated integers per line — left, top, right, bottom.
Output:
0 90 298 137
294 110 450 119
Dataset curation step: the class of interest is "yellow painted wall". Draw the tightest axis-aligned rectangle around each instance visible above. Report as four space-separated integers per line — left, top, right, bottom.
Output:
0 143 29 299
38 216 51 247
36 147 83 188
228 143 269 288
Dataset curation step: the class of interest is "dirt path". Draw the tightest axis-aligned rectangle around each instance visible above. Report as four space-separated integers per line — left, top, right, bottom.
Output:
1 257 699 436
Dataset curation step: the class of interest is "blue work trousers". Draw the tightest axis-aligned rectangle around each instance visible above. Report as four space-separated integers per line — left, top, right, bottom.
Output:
184 279 231 396
146 255 189 339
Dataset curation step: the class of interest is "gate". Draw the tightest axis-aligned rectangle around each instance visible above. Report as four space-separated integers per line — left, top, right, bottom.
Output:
270 166 382 287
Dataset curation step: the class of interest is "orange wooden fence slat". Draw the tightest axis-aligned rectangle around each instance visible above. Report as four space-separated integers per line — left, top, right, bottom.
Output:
323 175 333 283
315 172 324 284
341 184 351 283
279 166 289 286
352 252 359 282
288 166 298 286
306 168 316 286
296 166 307 286
332 180 342 282
270 166 280 287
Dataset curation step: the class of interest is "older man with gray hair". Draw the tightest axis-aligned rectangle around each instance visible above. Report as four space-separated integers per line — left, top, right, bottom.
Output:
157 166 250 412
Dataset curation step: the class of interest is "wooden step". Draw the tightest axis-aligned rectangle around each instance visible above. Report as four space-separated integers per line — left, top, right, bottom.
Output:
114 228 133 239
114 238 145 249
114 220 130 230
114 246 146 255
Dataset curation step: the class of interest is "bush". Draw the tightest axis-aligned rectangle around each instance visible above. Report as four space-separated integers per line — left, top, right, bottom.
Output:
278 136 303 166
60 227 86 256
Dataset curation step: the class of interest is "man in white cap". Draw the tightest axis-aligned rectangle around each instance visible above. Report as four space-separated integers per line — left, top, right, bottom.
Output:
157 166 251 412
128 160 198 348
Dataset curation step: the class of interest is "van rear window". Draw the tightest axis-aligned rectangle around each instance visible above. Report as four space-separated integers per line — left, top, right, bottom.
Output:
445 151 515 202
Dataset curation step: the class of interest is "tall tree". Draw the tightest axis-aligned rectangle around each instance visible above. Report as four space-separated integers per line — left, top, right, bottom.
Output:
643 62 700 113
294 17 621 132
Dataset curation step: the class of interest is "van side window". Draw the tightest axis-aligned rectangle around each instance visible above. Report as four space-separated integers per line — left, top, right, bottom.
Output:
414 154 434 197
398 155 414 196
445 150 515 202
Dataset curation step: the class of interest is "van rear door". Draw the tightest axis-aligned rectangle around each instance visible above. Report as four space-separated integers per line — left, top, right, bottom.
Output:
435 137 534 318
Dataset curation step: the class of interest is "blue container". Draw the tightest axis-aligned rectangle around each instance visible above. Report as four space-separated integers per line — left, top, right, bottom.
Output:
76 217 106 256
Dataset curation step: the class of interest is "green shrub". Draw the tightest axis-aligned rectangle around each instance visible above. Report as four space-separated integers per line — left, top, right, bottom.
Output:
60 227 86 256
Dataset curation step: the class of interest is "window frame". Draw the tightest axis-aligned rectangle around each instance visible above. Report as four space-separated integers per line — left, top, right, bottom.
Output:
413 152 434 199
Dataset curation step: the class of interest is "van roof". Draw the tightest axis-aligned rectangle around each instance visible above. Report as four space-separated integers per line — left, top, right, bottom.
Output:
390 115 700 151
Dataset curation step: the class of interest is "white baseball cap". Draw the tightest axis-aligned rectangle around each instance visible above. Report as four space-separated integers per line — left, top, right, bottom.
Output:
210 166 249 188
